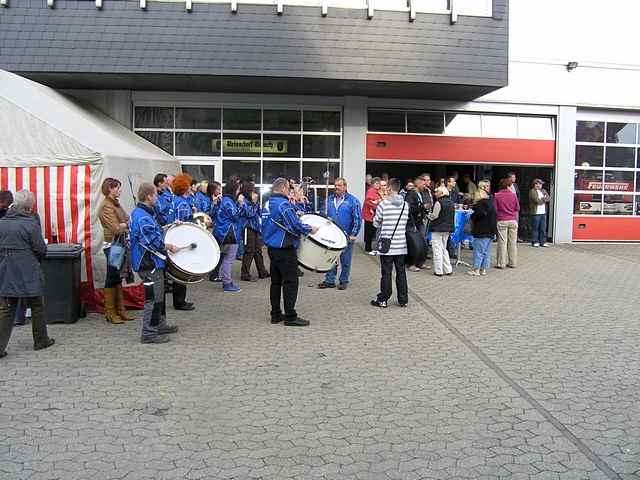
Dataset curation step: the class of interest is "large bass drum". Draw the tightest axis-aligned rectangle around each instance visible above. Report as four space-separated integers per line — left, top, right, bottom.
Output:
297 213 348 273
164 223 220 284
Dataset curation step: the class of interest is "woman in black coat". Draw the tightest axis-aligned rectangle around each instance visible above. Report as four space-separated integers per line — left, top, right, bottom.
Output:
468 187 498 277
0 190 55 358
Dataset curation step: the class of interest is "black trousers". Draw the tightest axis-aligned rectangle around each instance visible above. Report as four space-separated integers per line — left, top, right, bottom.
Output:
364 221 376 252
377 255 408 305
172 280 188 307
0 296 50 354
267 247 299 319
103 248 122 288
241 229 269 278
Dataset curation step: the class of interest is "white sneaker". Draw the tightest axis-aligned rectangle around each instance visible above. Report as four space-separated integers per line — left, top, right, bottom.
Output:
467 270 481 276
368 250 378 256
532 243 540 247
540 244 550 248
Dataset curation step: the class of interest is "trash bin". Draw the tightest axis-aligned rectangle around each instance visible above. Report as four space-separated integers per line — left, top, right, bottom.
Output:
42 243 83 324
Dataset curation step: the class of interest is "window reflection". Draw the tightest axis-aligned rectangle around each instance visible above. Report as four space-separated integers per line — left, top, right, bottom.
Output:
605 146 635 168
606 123 637 144
444 113 481 137
574 193 602 215
576 121 605 143
575 145 603 167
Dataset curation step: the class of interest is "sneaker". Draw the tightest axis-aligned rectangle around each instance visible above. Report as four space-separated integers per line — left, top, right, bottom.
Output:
223 283 242 293
337 283 348 291
540 244 550 248
408 266 421 272
141 335 170 344
467 270 481 276
368 251 378 256
480 269 488 276
317 282 336 289
370 299 388 308
284 317 310 327
158 325 179 335
532 243 540 247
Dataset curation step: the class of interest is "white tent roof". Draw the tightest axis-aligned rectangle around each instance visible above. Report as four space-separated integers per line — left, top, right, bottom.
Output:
0 69 177 167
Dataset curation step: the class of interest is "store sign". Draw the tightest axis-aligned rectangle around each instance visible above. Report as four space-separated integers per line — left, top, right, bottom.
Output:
213 139 288 154
586 181 631 191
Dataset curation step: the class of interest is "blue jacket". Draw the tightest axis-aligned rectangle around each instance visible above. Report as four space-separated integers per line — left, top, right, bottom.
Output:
214 195 249 244
155 188 174 226
246 202 262 232
294 201 313 214
130 203 166 271
167 195 193 224
326 192 362 238
261 193 312 249
194 191 212 215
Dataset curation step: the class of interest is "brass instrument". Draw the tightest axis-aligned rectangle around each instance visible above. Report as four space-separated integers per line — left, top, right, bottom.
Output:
192 212 213 229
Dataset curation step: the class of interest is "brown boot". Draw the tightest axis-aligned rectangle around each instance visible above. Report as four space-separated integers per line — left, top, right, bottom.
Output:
104 288 124 324
115 285 134 321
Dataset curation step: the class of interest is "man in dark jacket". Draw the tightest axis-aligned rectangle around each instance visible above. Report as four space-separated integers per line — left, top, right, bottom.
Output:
0 190 55 358
404 177 430 271
0 190 12 219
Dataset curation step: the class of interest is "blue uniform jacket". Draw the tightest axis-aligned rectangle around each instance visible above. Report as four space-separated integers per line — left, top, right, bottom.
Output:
246 202 261 232
130 203 166 271
326 192 362 238
194 191 212 215
167 195 193 224
214 195 250 244
261 193 312 249
294 201 313 214
155 188 174 226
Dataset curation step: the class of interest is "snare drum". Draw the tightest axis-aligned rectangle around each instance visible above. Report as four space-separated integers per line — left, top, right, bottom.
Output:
164 223 220 284
297 213 348 272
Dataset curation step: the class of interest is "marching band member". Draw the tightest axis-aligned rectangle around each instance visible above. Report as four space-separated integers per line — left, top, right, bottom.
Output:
207 181 223 283
194 181 212 215
261 178 318 327
153 173 174 226
292 186 312 215
129 183 180 344
167 174 195 311
187 179 198 211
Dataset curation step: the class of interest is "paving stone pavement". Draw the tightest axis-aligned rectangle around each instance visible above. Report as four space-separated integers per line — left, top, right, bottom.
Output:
0 243 638 480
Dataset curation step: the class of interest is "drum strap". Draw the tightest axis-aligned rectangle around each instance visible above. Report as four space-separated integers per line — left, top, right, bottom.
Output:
139 243 167 261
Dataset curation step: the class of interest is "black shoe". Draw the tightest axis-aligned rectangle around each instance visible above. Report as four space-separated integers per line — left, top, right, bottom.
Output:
13 321 26 326
370 299 388 308
433 273 443 277
0 351 7 359
34 338 55 351
241 276 257 282
209 275 222 283
259 273 271 279
297 270 305 277
284 317 310 327
270 313 283 324
398 303 408 308
337 283 348 291
141 335 170 344
318 282 336 289
174 303 195 311
158 325 179 335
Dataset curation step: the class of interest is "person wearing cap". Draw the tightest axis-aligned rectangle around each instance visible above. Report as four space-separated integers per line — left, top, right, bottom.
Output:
529 179 551 248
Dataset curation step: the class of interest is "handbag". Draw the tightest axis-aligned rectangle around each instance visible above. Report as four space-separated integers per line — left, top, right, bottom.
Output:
107 235 126 270
377 202 405 254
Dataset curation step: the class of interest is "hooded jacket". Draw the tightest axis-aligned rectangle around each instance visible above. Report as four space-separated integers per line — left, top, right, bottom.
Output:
326 192 361 238
261 193 312 249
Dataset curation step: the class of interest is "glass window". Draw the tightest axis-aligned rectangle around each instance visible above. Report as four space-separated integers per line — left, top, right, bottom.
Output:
636 196 640 215
181 164 215 182
456 0 491 16
263 134 301 158
445 113 481 136
136 131 173 155
303 111 341 132
135 107 173 129
263 161 301 184
606 122 637 144
481 115 518 138
574 169 603 192
176 132 221 156
573 193 602 215
603 170 635 192
576 121 605 143
176 108 221 130
518 116 554 140
221 133 261 157
223 109 261 130
302 162 340 184
603 194 634 215
263 110 301 131
407 111 444 134
303 135 340 159
222 159 261 183
605 146 635 169
575 145 603 168
368 110 405 132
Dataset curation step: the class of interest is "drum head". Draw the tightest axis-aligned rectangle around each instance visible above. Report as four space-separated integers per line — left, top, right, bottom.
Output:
300 214 348 250
165 223 220 275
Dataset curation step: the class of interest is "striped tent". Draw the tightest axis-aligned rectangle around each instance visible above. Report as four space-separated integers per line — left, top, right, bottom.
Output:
0 70 179 309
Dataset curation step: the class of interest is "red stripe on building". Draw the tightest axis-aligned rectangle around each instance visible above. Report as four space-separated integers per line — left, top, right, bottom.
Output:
15 168 23 191
83 165 93 285
367 134 556 165
572 217 640 241
29 167 38 212
70 166 79 244
56 165 66 243
0 168 7 191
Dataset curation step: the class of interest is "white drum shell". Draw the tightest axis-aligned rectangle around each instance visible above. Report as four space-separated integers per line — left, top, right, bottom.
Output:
297 214 348 273
165 223 220 284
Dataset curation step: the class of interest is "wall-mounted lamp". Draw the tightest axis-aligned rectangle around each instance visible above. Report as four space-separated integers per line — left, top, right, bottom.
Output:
95 0 102 9
277 0 284 15
186 0 192 11
0 0 8 8
566 61 578 72
231 0 237 13
140 0 146 9
47 0 54 8
367 0 374 19
321 0 327 17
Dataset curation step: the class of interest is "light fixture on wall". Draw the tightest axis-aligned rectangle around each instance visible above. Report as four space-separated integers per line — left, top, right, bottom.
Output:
566 61 578 72
0 0 8 8
95 0 102 9
140 0 146 9
47 0 54 8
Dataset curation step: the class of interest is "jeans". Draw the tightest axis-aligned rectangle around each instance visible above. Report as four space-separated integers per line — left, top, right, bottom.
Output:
377 255 408 304
496 220 518 267
324 241 354 285
140 269 165 338
431 232 453 275
472 237 492 270
220 244 239 285
531 214 547 245
267 247 299 319
364 221 376 252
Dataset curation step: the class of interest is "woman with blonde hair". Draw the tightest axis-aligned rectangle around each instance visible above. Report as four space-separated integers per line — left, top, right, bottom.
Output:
468 188 497 276
98 178 133 324
427 186 455 276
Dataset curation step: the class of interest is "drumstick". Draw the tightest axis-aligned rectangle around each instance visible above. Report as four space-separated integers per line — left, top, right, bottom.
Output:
174 242 197 252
